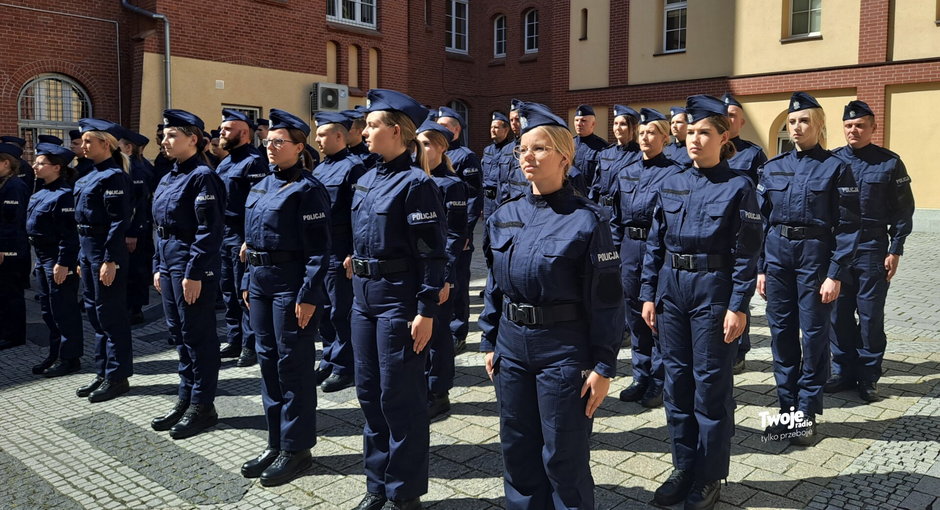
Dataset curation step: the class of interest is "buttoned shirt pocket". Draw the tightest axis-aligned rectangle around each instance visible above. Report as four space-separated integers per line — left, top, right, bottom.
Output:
861 172 890 214
806 177 832 220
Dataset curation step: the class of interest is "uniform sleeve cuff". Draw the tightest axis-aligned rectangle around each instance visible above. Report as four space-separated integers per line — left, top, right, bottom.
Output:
593 362 616 379
417 299 438 318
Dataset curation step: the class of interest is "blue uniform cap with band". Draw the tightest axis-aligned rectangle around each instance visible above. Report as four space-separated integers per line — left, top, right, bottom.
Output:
417 119 456 140
256 117 269 127
314 111 353 130
721 92 742 108
517 101 568 135
35 143 75 165
685 95 729 124
0 142 23 158
37 134 63 145
843 99 875 121
669 106 687 118
209 129 220 139
436 106 466 129
68 129 82 141
341 108 364 121
123 130 150 147
575 104 595 117
162 109 206 131
222 108 256 129
269 108 311 136
510 98 523 112
788 91 822 113
613 104 639 120
365 89 428 129
491 111 510 124
638 108 666 125
1 135 26 146
78 118 125 139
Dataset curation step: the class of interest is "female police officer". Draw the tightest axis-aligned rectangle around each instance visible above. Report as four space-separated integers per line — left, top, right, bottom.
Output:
27 143 84 376
416 119 469 420
345 89 445 510
479 101 624 510
611 108 680 409
238 109 332 487
118 129 157 325
150 109 226 439
757 92 860 445
590 104 641 207
640 95 762 509
0 142 30 351
74 119 134 402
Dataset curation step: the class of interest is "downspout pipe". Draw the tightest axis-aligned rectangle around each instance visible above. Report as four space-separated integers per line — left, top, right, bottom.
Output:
121 1 171 110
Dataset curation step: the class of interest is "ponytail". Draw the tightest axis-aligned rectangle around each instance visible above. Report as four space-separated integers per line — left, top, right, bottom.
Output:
702 115 737 162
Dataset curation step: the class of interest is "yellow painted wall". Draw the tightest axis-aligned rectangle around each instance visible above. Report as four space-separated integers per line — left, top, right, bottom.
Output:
138 53 327 160
889 0 940 61
627 0 733 85
569 0 610 90
886 83 940 209
732 0 859 75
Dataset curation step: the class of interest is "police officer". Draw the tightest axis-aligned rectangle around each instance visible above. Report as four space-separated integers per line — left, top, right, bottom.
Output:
343 107 382 170
722 93 769 374
498 100 528 207
239 109 331 487
153 124 175 183
664 107 692 167
640 95 761 509
0 143 30 350
417 119 469 420
482 111 514 224
826 100 915 402
209 129 228 162
73 118 134 402
478 101 623 510
347 89 445 510
255 117 269 152
757 92 860 445
610 107 680 409
69 130 95 180
216 108 269 367
312 111 367 392
38 134 64 146
572 104 608 189
150 110 226 439
117 128 157 325
1 136 35 193
591 104 641 208
436 106 482 356
27 143 83 375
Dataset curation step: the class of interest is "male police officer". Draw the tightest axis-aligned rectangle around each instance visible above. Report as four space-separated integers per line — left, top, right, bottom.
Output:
826 100 915 402
664 107 692 167
572 104 608 188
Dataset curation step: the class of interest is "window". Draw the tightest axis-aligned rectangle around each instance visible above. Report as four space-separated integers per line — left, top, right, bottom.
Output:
493 15 507 58
663 0 687 53
18 74 91 161
776 121 795 155
524 9 539 54
446 0 469 54
326 0 376 29
790 0 821 36
449 99 470 146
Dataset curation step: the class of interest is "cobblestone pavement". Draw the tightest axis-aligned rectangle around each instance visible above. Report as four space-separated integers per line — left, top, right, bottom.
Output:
1 231 939 510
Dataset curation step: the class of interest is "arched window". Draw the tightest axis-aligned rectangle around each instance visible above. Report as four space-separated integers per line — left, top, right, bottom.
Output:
776 120 795 155
523 9 539 54
449 99 470 146
18 74 91 160
493 15 507 58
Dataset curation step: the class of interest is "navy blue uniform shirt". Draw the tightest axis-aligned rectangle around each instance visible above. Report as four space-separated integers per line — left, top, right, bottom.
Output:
727 137 768 184
591 142 642 205
446 141 483 233
73 158 132 262
215 143 269 238
610 152 682 246
573 133 608 187
0 176 30 258
26 178 78 267
313 147 367 258
430 162 468 285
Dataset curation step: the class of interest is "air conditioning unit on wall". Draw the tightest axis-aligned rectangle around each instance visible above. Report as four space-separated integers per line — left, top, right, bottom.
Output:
311 82 349 113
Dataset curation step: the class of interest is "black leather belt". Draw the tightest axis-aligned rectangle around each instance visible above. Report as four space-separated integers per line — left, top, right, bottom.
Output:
76 224 108 236
483 186 497 200
28 236 56 247
246 250 304 266
626 226 649 240
668 252 731 272
503 300 581 327
778 225 831 240
350 257 409 277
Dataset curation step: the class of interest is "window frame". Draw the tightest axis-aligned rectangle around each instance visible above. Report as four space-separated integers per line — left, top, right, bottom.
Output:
776 121 795 155
789 0 821 37
17 73 92 161
326 0 377 30
663 0 687 54
493 14 507 58
448 99 470 146
523 9 539 54
446 0 470 54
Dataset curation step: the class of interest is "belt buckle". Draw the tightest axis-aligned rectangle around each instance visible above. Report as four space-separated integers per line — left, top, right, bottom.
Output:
512 303 539 326
352 258 370 276
156 226 166 238
247 252 259 266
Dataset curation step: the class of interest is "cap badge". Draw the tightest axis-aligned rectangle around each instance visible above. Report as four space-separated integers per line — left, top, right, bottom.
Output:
792 101 800 110
520 116 529 129
686 114 694 124
849 110 856 118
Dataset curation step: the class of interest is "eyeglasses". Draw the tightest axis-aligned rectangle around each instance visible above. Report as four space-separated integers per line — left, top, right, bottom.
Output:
262 138 299 149
512 145 555 159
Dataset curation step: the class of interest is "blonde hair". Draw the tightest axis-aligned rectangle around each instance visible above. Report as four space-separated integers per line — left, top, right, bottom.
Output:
531 125 575 172
418 129 455 176
644 119 671 139
373 110 422 169
791 107 828 148
85 130 131 174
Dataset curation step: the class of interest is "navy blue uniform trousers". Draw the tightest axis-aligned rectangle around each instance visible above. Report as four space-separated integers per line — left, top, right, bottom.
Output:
221 237 254 351
80 245 133 380
160 271 220 404
35 255 83 359
351 274 429 501
621 236 663 391
319 254 355 377
427 283 456 397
